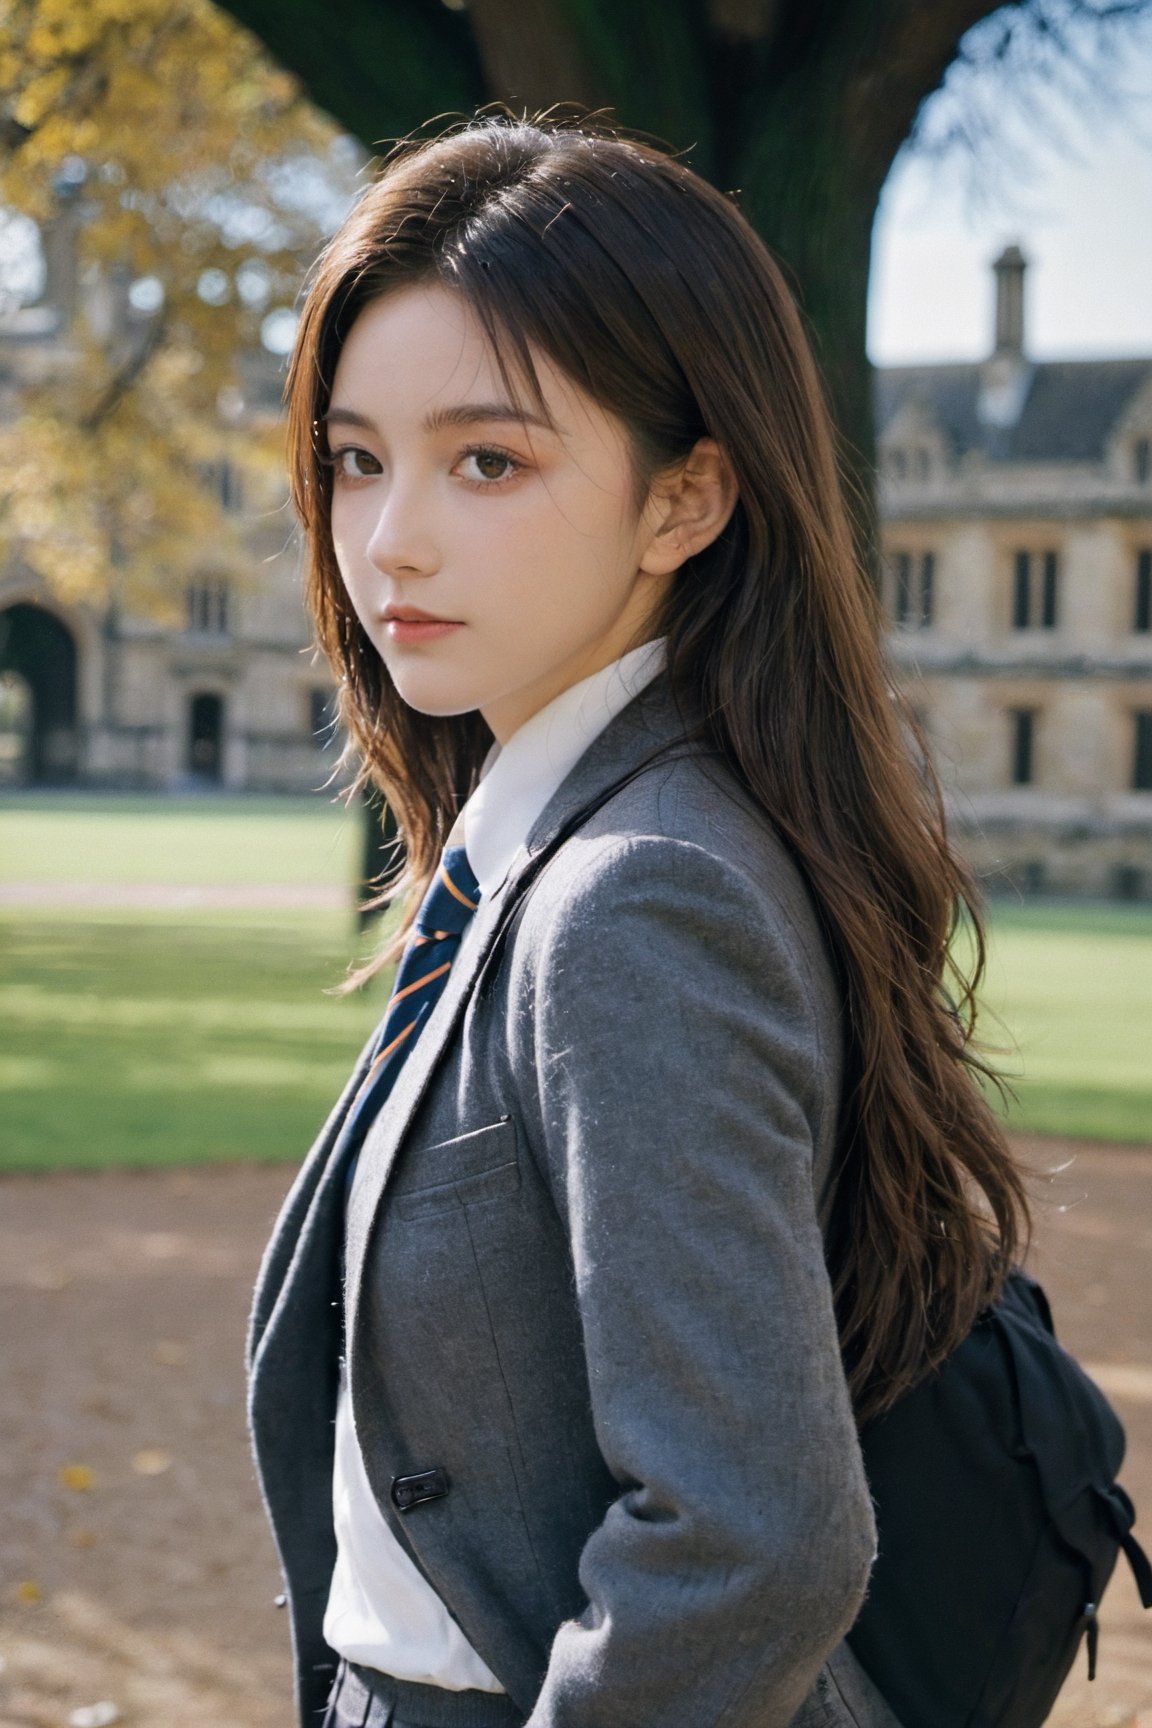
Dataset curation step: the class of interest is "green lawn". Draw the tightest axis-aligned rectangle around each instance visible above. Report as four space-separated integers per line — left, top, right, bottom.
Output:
975 902 1152 1144
0 908 389 1170
0 791 360 886
0 796 1149 1166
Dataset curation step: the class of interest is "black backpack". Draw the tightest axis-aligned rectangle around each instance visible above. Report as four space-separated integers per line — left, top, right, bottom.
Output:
848 1269 1152 1728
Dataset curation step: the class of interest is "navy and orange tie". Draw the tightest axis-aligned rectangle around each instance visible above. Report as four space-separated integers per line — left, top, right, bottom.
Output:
343 843 481 1176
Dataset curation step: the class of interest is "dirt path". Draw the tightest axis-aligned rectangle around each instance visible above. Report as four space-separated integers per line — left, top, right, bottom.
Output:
1 1136 1150 1727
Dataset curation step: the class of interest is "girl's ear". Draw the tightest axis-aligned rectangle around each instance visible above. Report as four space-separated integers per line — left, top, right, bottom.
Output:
638 437 739 576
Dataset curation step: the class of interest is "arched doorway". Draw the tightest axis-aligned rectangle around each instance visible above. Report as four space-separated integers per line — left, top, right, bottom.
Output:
187 691 225 781
0 603 79 783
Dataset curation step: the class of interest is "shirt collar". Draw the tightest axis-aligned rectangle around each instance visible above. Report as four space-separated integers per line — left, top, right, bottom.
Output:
462 639 667 902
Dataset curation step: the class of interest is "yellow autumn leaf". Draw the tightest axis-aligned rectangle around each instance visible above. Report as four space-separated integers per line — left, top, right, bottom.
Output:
16 1579 43 1603
58 1463 95 1492
13 65 70 127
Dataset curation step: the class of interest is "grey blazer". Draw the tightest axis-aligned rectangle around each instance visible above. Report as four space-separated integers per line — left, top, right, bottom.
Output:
247 680 900 1728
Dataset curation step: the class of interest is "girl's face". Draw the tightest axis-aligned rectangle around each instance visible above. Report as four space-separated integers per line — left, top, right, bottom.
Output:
326 283 677 742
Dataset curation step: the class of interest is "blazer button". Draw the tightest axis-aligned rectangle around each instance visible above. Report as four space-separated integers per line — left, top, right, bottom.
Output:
390 1467 450 1512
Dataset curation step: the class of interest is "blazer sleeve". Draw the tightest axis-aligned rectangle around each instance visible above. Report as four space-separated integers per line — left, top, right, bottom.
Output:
516 831 876 1728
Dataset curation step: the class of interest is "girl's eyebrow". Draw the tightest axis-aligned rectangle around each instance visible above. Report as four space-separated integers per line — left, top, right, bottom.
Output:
424 402 559 435
323 402 560 435
323 406 378 431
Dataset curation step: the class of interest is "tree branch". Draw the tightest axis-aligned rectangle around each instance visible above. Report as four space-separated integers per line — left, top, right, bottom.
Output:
82 316 168 432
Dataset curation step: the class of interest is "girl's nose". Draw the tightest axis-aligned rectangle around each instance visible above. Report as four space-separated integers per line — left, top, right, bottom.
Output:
364 485 439 579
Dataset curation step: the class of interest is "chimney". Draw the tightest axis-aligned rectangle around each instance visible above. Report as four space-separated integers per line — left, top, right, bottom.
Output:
978 243 1032 432
992 243 1027 358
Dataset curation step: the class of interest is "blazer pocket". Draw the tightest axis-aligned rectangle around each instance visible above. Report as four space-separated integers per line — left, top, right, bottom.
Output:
393 1117 521 1220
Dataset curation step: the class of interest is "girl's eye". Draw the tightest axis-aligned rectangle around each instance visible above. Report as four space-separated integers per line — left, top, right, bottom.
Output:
457 447 522 486
332 447 381 480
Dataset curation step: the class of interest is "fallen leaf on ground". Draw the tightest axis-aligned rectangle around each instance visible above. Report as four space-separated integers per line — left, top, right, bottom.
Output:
58 1464 94 1492
131 1448 172 1475
69 1526 98 1548
16 1579 42 1603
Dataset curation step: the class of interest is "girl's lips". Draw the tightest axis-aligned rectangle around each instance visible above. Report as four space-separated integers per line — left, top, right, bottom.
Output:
384 617 464 644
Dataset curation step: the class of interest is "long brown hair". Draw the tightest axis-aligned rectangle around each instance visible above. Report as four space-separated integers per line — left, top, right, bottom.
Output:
285 113 1027 1423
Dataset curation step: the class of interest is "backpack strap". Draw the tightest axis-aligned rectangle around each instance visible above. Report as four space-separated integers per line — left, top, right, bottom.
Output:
1119 1526 1152 1608
476 741 699 989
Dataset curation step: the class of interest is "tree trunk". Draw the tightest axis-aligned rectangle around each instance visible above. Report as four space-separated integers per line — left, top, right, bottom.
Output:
358 787 401 930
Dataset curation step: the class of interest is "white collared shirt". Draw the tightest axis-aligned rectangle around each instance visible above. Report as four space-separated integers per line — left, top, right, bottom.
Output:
323 639 666 1688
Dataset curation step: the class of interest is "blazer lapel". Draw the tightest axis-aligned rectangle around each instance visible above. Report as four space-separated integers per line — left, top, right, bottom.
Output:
342 872 518 1350
250 882 517 1399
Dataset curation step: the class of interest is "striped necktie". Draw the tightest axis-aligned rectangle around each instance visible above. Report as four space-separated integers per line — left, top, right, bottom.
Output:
343 843 481 1167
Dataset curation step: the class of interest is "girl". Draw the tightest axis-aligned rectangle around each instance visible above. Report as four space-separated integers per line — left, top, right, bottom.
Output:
247 114 1026 1728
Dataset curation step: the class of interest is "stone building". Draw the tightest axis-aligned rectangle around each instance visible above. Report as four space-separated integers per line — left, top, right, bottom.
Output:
0 511 337 793
0 205 337 794
877 245 1152 897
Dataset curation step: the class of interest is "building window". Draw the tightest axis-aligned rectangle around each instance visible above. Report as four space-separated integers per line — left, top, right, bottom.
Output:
212 459 240 512
1041 551 1058 627
1012 551 1030 628
1135 550 1152 634
197 460 244 512
1135 438 1151 485
887 447 935 482
1010 708 1037 785
891 550 935 629
920 552 936 627
1134 711 1152 792
894 553 911 625
220 460 243 512
186 579 231 636
1011 551 1059 630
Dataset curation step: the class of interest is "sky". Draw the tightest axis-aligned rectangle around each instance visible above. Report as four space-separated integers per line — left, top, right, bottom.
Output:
868 12 1152 366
